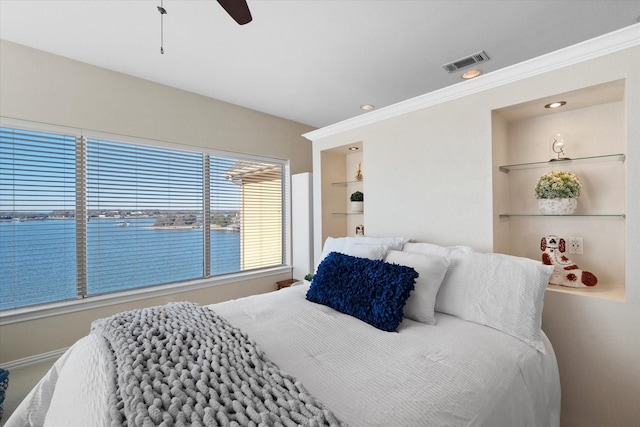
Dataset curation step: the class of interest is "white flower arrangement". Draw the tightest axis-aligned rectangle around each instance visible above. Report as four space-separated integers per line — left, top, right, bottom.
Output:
534 170 581 199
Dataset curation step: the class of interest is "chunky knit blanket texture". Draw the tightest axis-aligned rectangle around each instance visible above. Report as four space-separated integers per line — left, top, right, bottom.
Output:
91 302 345 427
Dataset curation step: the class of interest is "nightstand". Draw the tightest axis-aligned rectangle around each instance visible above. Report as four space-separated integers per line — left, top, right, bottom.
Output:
276 279 299 290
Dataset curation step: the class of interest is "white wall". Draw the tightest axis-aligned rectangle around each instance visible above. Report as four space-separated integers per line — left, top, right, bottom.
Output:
292 172 313 280
310 41 640 427
0 40 314 363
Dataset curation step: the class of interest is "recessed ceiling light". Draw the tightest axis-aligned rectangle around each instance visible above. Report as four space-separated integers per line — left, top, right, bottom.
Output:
348 147 360 151
461 69 482 79
545 101 567 109
360 104 375 111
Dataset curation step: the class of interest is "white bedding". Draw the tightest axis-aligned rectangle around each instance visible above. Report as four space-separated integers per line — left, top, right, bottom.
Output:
7 283 560 426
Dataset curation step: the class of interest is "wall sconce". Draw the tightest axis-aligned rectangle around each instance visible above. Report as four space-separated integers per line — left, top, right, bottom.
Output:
549 133 570 161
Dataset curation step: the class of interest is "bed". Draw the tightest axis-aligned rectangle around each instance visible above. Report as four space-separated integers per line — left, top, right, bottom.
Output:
6 237 561 427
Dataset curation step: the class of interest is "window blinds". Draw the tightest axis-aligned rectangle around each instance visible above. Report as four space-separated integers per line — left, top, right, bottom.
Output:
0 127 77 309
0 125 288 311
84 138 205 294
210 158 286 274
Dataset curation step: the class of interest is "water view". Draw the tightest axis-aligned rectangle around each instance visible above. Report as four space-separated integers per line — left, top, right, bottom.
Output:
0 217 240 310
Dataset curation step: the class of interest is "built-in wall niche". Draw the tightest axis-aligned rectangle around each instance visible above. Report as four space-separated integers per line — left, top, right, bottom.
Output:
320 142 364 244
492 79 626 301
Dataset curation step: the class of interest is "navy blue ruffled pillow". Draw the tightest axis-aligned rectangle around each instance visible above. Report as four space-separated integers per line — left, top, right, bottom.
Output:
306 251 418 332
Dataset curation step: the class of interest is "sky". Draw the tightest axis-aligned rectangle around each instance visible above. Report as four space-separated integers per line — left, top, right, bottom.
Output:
1 127 245 213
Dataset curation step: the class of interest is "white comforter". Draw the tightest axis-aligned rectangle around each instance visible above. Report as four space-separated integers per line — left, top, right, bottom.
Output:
7 283 560 426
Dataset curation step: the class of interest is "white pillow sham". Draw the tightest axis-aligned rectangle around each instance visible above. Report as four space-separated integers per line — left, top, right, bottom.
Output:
318 236 407 266
350 236 406 251
403 242 553 352
318 236 348 265
342 242 389 260
384 250 449 325
402 243 474 317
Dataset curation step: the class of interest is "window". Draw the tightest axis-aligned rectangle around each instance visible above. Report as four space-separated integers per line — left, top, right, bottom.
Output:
0 128 77 308
84 138 205 295
0 125 288 311
219 160 284 270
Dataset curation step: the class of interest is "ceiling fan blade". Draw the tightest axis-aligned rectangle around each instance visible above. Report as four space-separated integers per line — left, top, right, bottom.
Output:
216 0 252 25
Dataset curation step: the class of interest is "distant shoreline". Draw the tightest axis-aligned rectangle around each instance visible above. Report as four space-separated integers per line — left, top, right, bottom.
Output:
2 218 239 231
150 225 236 231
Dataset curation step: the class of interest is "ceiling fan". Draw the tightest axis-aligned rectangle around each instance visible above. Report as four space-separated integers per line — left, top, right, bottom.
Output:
156 0 252 54
216 0 252 25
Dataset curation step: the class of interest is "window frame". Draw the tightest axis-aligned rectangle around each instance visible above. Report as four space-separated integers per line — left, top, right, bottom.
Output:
0 118 292 323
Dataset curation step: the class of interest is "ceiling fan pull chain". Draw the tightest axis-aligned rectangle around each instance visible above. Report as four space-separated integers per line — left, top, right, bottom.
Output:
157 0 167 54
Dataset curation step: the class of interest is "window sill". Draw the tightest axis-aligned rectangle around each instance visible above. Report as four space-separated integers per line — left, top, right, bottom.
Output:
0 266 291 325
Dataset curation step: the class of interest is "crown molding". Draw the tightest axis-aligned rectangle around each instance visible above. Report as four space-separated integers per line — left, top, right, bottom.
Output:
303 23 640 141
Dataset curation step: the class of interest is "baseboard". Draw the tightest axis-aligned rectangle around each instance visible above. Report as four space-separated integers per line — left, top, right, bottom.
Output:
2 348 68 370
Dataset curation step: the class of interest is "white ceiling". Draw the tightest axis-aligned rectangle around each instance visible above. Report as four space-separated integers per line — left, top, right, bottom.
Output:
1 1 639 128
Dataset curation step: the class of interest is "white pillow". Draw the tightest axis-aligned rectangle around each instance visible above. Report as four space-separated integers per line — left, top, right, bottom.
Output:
402 242 473 316
318 236 407 267
404 242 553 352
385 250 449 325
318 236 349 264
341 242 389 260
459 251 553 352
350 236 407 251
402 242 474 259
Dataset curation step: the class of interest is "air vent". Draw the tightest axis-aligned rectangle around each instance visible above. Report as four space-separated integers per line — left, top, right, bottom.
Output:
442 51 490 73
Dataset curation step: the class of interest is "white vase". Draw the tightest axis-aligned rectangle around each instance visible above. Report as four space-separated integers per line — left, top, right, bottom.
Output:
350 201 363 213
538 198 577 215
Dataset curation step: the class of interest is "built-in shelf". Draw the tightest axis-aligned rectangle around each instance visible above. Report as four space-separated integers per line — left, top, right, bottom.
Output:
499 153 625 173
493 83 627 302
331 179 363 217
331 180 364 186
500 213 625 218
546 284 625 302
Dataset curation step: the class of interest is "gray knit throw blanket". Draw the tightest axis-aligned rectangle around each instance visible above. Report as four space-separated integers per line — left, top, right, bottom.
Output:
91 302 345 427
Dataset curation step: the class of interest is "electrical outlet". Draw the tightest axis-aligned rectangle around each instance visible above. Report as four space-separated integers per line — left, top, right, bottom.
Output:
568 237 583 255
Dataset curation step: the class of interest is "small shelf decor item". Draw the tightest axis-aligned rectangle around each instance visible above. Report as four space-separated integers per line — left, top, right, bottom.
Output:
549 133 570 161
355 162 363 181
540 235 597 287
350 191 364 212
534 170 581 215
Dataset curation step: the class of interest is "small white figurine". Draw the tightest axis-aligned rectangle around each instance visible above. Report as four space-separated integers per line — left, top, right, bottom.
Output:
355 162 363 181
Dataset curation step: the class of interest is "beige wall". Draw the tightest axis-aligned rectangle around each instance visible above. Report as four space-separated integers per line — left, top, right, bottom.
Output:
0 40 314 363
310 45 640 427
0 40 313 174
1 275 282 363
